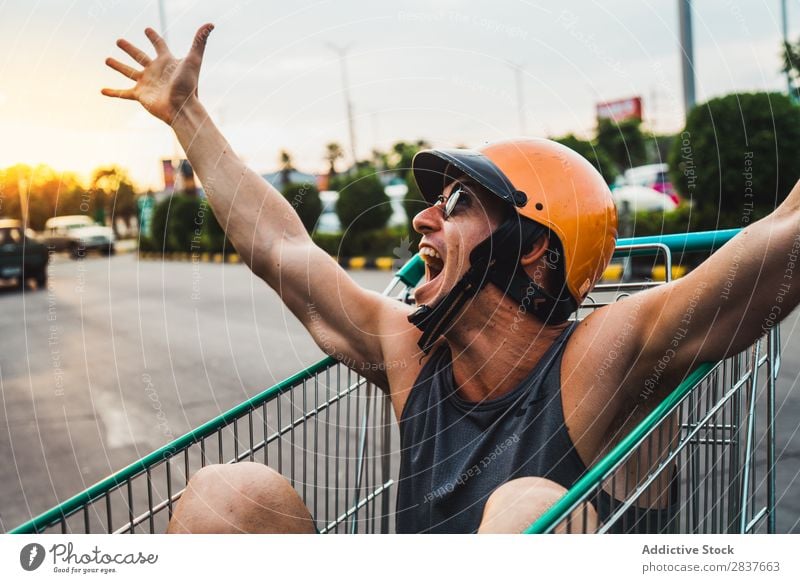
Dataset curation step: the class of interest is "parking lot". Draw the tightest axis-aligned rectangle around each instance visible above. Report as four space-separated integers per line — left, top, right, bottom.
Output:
1 252 799 532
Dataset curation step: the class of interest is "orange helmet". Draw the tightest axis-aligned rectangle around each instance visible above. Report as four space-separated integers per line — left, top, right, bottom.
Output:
412 138 618 307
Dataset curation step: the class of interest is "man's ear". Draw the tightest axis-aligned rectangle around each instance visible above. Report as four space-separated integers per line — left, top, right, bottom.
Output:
519 233 549 268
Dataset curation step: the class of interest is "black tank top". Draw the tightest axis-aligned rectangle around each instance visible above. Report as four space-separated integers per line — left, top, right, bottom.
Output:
395 322 677 534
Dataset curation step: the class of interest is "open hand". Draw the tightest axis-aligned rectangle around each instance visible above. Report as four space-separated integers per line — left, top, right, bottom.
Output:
102 24 214 125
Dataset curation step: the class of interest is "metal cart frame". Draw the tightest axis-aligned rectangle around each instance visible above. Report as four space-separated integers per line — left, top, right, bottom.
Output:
10 228 778 534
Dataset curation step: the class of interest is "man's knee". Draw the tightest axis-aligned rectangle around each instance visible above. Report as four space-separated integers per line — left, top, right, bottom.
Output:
478 476 597 534
167 462 315 534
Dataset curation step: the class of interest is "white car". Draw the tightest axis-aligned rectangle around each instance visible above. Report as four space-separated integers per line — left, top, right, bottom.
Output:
43 215 116 258
613 185 679 214
621 163 679 205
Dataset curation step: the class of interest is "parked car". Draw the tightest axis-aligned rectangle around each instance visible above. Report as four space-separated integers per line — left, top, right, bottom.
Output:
43 215 115 258
613 185 680 214
0 218 49 288
622 163 679 205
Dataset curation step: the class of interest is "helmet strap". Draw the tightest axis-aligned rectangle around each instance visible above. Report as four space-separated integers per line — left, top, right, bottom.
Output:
408 217 576 355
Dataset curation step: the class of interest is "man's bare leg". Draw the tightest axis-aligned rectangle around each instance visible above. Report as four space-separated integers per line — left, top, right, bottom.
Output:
166 462 316 533
478 476 598 534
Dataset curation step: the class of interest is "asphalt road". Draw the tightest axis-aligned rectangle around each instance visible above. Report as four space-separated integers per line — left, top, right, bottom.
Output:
1 252 799 532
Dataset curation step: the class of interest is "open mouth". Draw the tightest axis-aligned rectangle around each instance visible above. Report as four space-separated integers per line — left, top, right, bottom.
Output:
420 246 444 282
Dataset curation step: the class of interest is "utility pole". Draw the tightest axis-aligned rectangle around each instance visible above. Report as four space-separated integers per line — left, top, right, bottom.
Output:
327 43 358 167
678 0 696 119
508 61 527 135
158 0 181 195
158 0 168 44
782 0 794 100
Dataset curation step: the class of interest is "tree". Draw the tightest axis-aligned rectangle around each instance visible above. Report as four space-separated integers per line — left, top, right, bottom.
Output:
279 150 293 188
371 149 389 171
668 92 800 229
781 38 800 102
645 133 676 165
150 194 203 252
203 201 230 253
552 134 618 184
0 164 89 230
390 139 430 173
150 195 171 251
332 168 391 232
91 166 138 235
325 142 344 178
281 182 323 232
403 173 426 247
596 118 647 172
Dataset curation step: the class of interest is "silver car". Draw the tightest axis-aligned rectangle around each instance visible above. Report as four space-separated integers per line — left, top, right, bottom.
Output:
43 215 116 259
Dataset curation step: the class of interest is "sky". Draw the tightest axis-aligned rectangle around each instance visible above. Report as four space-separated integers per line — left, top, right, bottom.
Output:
1 0 798 189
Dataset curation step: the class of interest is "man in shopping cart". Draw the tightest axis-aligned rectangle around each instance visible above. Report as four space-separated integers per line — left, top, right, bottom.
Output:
103 25 800 534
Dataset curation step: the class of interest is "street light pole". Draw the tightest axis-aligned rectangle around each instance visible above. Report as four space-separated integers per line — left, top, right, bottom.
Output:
782 0 794 100
508 61 527 135
328 43 358 167
158 0 168 44
678 0 696 118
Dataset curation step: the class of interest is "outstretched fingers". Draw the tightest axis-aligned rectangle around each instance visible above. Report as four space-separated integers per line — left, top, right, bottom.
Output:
105 57 140 81
144 27 169 55
100 87 136 100
116 38 151 66
188 23 214 63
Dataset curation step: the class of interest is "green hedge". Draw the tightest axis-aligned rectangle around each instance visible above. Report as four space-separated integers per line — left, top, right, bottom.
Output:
281 182 322 232
627 203 721 269
669 92 800 229
143 192 411 258
144 194 231 253
629 203 734 238
331 169 392 232
312 226 410 257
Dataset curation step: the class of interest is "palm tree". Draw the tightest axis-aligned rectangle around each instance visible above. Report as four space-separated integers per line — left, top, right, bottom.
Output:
325 142 344 178
279 150 293 188
371 148 390 171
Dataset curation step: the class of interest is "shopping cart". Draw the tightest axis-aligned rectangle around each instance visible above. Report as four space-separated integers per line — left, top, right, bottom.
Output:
10 228 779 535
527 229 780 534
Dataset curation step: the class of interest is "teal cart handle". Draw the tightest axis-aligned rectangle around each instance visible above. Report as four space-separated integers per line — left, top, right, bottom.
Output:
613 228 741 259
393 228 744 287
395 254 425 288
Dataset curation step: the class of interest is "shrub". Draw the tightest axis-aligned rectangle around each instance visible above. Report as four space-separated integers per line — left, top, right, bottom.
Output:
553 134 618 184
669 92 800 230
150 195 227 252
332 168 392 232
312 226 409 258
202 201 230 253
150 196 171 251
597 118 648 171
628 203 727 270
168 195 203 251
402 173 426 248
281 182 323 232
312 232 343 256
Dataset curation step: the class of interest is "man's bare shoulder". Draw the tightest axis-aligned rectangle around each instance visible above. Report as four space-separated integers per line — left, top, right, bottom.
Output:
564 293 648 369
370 297 428 416
560 295 650 464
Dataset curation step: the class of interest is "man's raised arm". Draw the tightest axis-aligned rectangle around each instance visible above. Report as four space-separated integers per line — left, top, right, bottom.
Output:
624 180 800 403
102 25 408 386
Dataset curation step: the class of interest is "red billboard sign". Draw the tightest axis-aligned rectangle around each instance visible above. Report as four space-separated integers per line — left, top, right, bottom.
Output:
596 96 643 123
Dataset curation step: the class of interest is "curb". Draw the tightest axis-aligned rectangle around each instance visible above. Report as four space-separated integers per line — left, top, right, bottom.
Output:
138 251 242 264
336 256 397 271
601 263 688 283
137 251 399 270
